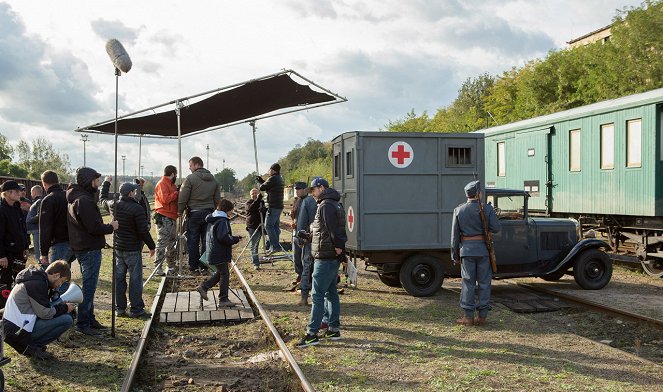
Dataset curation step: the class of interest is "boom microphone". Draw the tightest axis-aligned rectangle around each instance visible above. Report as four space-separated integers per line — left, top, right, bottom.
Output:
105 39 132 73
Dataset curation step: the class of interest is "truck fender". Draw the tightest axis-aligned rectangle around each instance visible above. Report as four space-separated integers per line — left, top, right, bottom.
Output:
550 239 607 272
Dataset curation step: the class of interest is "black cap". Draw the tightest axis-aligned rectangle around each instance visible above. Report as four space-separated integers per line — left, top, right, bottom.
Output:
293 182 307 190
270 163 281 172
0 180 21 192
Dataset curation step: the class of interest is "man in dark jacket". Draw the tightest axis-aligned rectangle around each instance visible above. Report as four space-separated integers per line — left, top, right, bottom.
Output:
0 180 29 309
39 170 75 267
196 199 240 307
294 182 318 306
245 188 265 269
256 163 284 254
178 156 221 272
101 178 156 318
66 167 118 336
296 178 347 348
2 261 75 360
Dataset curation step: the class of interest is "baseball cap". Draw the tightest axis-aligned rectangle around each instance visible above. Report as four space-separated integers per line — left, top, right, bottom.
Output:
309 177 329 189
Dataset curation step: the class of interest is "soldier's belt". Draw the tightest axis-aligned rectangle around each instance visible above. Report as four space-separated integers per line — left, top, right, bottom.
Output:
461 235 485 241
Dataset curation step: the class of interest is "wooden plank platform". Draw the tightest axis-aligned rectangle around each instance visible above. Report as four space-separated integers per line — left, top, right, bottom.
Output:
159 289 255 324
491 284 571 313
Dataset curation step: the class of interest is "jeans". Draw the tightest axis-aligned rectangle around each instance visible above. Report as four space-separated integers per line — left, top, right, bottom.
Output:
75 249 102 329
30 231 40 261
115 250 145 314
156 217 177 269
201 262 230 301
31 314 74 347
187 209 212 270
247 227 262 267
293 232 303 277
265 208 282 252
50 241 75 264
300 243 313 297
460 256 492 318
307 259 341 335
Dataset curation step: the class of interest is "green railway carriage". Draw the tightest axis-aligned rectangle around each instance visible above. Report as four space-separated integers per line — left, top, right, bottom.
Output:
481 87 663 277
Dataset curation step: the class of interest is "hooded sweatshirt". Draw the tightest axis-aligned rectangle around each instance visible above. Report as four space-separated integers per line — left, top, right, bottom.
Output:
311 188 347 260
204 210 240 264
66 168 114 252
178 168 221 214
2 266 68 353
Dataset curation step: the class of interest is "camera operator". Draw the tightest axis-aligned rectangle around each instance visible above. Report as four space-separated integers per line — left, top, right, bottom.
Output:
2 261 75 360
0 180 29 309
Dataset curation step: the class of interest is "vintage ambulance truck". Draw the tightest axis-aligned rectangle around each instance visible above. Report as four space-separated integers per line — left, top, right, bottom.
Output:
332 131 611 296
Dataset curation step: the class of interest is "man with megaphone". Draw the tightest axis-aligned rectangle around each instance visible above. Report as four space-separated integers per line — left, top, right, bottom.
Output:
2 261 76 360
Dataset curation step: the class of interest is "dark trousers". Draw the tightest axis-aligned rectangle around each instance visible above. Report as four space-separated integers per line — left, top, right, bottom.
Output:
187 209 211 270
201 262 230 301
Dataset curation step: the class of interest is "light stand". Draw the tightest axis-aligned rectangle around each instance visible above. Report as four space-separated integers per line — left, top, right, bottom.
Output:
111 66 120 338
250 121 267 256
81 134 89 166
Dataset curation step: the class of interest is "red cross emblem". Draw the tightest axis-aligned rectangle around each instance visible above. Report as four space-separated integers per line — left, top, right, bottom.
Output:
388 141 414 168
347 206 355 232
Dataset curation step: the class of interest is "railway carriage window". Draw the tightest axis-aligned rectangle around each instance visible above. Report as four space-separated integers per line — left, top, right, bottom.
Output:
600 123 614 170
626 119 642 168
569 129 581 172
345 149 354 177
333 153 341 180
447 146 472 167
497 142 506 176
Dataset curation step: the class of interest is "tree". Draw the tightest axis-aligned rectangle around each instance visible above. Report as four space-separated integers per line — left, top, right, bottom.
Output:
0 159 28 177
214 168 237 193
277 139 333 184
237 172 259 194
16 138 72 181
0 133 13 161
384 110 433 133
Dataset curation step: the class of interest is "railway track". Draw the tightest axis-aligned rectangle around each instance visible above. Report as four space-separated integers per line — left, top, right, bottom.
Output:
120 209 312 391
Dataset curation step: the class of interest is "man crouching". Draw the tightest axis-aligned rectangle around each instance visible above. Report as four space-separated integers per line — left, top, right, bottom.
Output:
2 261 75 360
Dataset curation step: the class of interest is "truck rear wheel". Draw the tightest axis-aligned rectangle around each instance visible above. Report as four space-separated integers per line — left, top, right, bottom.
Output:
399 254 443 297
573 249 612 290
378 273 402 288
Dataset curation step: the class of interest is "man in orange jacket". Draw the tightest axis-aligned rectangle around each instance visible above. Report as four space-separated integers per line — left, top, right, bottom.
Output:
153 165 179 276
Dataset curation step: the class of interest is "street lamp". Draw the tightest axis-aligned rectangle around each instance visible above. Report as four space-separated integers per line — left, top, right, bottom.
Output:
121 155 126 179
80 134 89 166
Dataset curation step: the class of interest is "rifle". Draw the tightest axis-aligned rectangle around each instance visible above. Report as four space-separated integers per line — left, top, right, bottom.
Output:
477 200 498 273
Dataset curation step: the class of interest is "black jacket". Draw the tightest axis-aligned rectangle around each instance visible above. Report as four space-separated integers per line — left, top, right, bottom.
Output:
259 173 285 209
100 181 155 251
38 184 69 257
245 194 265 230
0 197 29 259
205 213 240 264
66 170 114 252
311 188 347 260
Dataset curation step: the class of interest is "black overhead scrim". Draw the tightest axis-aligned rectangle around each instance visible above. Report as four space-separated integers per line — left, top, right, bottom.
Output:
85 73 338 137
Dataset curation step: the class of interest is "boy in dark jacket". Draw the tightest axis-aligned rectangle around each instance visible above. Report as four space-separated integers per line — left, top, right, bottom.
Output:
66 167 118 336
196 199 241 307
2 261 75 360
100 178 156 318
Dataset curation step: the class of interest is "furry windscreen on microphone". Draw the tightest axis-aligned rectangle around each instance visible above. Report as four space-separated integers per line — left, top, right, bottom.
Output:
105 39 132 73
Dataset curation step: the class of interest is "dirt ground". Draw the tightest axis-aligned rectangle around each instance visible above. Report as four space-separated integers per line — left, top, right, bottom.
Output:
4 219 663 391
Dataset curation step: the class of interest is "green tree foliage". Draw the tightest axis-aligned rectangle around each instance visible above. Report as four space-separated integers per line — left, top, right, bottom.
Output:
386 1 663 132
214 168 238 193
277 139 332 184
0 159 28 177
16 139 72 181
237 171 259 195
0 133 13 161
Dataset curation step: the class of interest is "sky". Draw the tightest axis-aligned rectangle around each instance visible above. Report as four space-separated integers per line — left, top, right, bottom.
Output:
0 0 643 180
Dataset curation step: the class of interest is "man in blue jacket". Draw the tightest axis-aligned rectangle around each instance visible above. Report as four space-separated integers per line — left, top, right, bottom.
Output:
294 182 317 306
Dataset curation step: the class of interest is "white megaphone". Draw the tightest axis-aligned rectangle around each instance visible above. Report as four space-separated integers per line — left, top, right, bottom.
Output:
60 283 84 304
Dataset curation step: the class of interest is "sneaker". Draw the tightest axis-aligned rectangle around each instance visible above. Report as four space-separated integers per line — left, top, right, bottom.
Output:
217 299 236 307
322 330 341 340
297 298 308 306
196 285 209 301
76 327 102 337
90 319 108 330
128 311 152 319
116 309 127 317
319 321 328 330
253 265 260 270
295 334 319 348
25 346 54 360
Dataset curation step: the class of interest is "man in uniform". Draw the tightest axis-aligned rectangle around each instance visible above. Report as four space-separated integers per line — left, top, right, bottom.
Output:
450 180 500 326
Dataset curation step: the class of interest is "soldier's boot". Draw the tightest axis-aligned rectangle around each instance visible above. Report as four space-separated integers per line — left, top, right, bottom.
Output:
455 317 474 326
475 317 487 326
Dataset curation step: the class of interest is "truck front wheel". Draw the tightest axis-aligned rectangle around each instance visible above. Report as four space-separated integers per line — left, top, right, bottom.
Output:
573 249 612 290
399 254 443 297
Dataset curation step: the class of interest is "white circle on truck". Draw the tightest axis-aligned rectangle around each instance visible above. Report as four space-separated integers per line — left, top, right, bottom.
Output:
388 141 413 168
347 206 355 232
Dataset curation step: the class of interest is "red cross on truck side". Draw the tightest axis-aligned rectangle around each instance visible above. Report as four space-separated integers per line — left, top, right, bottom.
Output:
347 206 355 232
391 144 410 164
388 141 414 168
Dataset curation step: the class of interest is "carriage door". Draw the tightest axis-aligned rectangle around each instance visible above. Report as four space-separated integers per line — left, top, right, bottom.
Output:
513 128 551 213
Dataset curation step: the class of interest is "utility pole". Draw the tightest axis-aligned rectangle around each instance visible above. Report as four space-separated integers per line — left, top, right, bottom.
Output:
206 144 210 168
81 134 89 166
121 155 126 179
140 165 144 178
